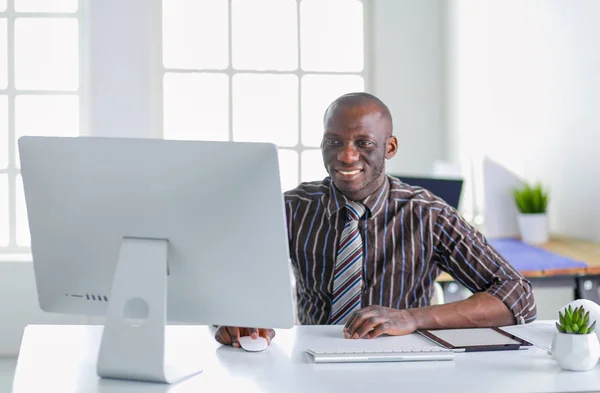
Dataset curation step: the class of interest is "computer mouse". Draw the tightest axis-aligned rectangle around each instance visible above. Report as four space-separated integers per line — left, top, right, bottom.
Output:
238 336 269 352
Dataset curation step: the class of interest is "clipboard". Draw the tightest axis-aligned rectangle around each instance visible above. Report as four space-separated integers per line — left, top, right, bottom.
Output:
417 327 534 352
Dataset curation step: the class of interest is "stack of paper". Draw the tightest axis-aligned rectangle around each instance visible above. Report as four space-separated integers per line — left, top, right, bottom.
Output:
500 321 556 353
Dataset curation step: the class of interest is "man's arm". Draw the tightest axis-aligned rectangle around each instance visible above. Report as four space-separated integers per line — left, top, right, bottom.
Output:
408 291 515 329
343 292 514 339
344 206 536 339
430 208 537 324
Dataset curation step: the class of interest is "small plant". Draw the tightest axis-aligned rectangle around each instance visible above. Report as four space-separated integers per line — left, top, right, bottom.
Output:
514 182 549 214
556 305 597 334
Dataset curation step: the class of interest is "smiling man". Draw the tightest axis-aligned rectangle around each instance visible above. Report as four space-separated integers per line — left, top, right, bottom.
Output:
215 92 536 347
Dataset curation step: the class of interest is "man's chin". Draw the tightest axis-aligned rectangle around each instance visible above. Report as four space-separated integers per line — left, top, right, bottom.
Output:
331 178 364 194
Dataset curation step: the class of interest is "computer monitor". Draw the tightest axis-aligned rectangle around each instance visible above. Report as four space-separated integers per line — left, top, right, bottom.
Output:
18 136 296 384
390 174 464 210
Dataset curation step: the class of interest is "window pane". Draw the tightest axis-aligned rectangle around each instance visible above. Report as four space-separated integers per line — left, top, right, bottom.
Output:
15 95 79 168
0 18 6 88
15 18 78 90
16 173 29 246
233 74 298 146
0 95 7 169
0 0 6 11
15 0 78 12
301 75 364 147
163 0 228 70
301 0 363 72
278 149 298 192
163 73 229 141
0 174 7 246
232 0 297 71
301 149 328 183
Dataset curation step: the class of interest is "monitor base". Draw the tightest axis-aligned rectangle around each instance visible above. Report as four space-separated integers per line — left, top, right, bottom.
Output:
97 237 202 384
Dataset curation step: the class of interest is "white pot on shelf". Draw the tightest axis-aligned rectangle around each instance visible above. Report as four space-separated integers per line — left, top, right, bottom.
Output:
552 331 600 371
517 213 549 244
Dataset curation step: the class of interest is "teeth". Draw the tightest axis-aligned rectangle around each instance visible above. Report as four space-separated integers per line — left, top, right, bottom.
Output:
339 170 360 176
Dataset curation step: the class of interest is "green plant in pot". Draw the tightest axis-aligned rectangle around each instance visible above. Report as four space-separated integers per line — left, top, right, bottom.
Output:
513 182 549 244
552 305 600 371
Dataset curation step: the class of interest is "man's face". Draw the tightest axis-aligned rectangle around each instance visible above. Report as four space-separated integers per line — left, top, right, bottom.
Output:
321 104 397 201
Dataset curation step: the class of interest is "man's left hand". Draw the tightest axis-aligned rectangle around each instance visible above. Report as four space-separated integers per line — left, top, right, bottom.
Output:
343 305 417 339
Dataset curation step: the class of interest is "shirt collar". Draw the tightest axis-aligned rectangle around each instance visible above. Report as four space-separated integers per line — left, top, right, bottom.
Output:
324 176 391 219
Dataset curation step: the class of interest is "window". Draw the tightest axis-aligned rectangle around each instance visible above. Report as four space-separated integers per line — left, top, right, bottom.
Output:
161 0 366 192
0 0 81 254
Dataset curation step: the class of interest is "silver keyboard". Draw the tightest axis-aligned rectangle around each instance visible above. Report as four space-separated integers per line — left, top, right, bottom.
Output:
306 346 454 363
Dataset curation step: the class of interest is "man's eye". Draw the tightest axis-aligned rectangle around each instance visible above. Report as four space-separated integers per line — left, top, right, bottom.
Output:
358 141 375 147
325 139 339 146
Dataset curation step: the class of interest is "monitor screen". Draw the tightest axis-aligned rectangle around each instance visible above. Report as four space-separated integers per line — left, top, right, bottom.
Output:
390 174 463 210
19 136 296 329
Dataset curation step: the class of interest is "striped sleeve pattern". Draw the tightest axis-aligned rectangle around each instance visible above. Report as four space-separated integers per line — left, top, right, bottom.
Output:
284 176 537 325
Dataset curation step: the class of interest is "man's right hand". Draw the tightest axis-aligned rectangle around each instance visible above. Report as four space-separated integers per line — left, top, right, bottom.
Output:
214 326 276 348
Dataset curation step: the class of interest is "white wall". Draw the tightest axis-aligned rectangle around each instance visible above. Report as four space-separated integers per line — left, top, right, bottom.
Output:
83 0 162 138
0 0 161 356
446 0 600 241
372 0 446 176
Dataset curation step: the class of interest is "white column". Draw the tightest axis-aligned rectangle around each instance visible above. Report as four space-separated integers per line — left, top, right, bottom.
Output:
82 0 162 138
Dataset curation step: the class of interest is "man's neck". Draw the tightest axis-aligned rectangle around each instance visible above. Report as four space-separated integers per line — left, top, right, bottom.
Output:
338 175 387 202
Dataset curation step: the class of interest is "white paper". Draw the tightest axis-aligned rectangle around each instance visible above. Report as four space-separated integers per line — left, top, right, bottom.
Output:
501 321 555 352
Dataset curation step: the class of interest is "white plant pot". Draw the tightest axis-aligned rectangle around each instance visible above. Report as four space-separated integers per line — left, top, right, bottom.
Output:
517 213 549 244
552 331 600 371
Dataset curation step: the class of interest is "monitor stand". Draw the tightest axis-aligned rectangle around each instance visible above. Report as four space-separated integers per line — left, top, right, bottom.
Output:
97 237 202 384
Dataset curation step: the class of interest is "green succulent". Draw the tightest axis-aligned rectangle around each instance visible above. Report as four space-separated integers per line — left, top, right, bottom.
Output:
556 305 597 334
514 182 549 214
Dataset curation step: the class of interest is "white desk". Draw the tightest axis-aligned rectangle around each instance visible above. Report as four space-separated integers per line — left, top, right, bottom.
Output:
11 323 600 393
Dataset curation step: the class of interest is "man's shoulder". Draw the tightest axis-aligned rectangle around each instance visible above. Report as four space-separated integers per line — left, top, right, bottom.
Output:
387 176 452 211
284 178 331 204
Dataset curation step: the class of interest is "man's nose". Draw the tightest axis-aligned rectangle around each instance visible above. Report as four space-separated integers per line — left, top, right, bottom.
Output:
337 144 359 164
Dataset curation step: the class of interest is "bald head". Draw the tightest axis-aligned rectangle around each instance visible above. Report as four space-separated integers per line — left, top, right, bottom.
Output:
323 92 393 137
320 92 398 201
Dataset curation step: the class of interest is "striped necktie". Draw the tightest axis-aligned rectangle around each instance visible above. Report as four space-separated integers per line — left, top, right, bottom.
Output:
330 201 366 325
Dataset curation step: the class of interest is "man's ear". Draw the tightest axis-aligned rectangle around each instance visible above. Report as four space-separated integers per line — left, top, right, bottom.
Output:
385 136 398 159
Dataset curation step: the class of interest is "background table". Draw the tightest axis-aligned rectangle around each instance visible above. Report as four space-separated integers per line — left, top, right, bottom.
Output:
437 236 600 304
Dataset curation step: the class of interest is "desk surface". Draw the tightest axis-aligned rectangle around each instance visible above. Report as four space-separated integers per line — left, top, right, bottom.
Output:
437 235 600 282
12 323 600 393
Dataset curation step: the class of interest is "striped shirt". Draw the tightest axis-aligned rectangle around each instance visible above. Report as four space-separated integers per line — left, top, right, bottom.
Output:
284 175 537 325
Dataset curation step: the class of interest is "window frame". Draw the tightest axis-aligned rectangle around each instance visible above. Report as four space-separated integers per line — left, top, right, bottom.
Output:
0 0 83 255
160 0 372 188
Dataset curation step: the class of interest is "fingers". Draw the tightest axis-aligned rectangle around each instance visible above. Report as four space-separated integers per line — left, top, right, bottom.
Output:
259 328 276 345
345 308 415 339
215 326 232 345
366 322 392 339
344 306 377 339
248 327 259 339
352 315 385 339
215 326 276 347
344 306 393 339
227 326 241 348
344 310 360 332
216 327 276 347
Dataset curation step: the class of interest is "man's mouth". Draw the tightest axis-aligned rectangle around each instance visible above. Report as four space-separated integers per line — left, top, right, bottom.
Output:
336 169 363 178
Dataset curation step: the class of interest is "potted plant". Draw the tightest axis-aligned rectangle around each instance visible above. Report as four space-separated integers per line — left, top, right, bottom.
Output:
513 182 549 244
552 305 600 371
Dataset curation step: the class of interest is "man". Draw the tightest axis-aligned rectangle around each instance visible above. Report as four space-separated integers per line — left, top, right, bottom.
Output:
216 92 536 348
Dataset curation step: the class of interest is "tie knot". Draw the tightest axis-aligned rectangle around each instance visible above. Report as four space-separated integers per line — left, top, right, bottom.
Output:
346 201 366 221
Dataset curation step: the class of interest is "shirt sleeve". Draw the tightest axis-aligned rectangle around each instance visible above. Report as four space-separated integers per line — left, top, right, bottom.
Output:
431 207 537 324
